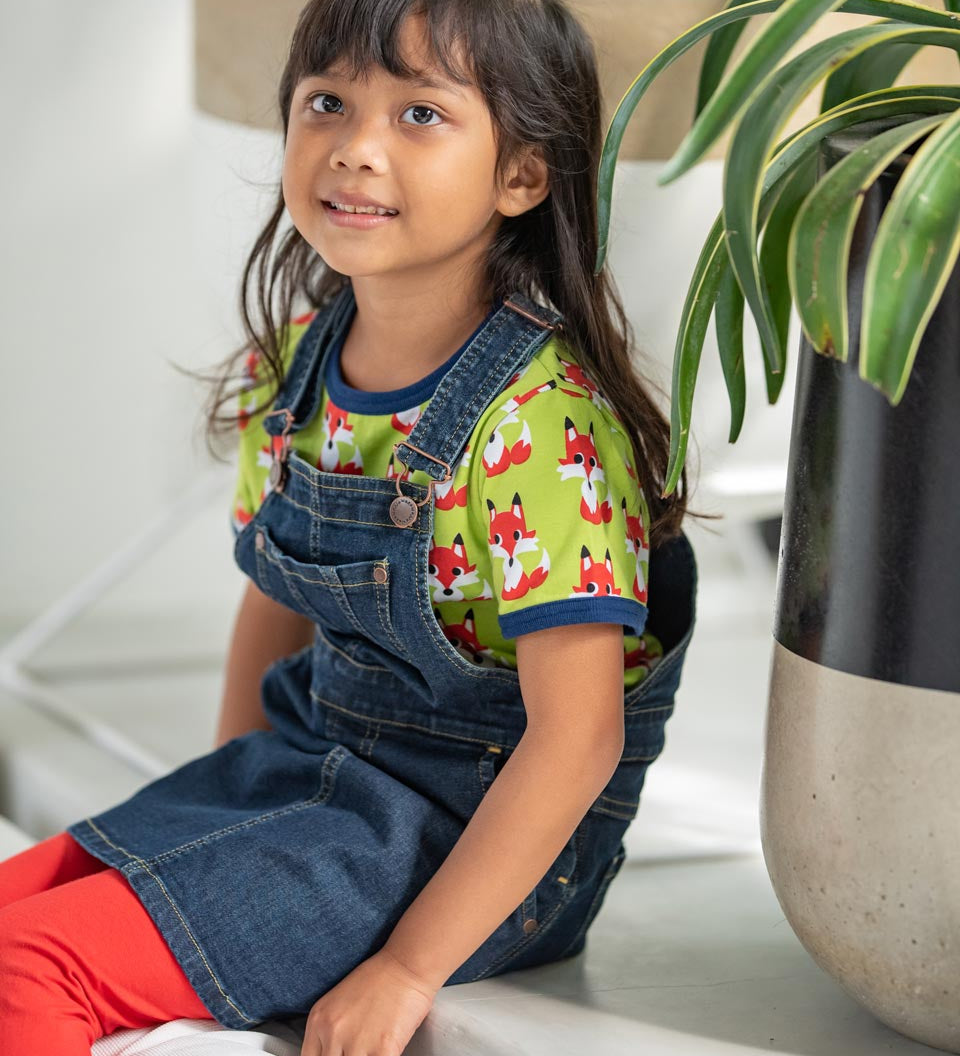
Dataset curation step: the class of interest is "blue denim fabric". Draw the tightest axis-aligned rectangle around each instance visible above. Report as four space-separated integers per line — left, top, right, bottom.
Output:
66 284 697 1029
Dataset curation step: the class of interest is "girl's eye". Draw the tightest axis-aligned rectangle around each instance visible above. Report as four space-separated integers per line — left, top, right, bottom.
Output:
307 94 442 126
309 92 342 114
401 104 442 126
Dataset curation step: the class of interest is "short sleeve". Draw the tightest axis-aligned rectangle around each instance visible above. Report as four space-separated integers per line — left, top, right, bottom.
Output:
474 360 651 641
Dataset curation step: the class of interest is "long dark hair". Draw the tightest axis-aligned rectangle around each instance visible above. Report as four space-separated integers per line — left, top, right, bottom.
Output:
190 0 715 546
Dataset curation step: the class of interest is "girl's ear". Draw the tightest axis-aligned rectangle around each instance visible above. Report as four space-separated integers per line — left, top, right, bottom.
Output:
497 146 551 218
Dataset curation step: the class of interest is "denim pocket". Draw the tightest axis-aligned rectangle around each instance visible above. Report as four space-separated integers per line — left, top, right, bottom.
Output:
253 523 398 648
314 623 392 673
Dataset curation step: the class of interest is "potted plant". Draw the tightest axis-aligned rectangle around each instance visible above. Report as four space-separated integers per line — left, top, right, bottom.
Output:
595 0 960 1049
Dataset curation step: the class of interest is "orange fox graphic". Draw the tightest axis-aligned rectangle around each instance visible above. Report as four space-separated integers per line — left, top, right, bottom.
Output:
428 533 493 603
433 607 500 667
319 397 363 475
486 493 550 600
555 357 621 421
622 496 649 603
556 417 613 524
434 446 471 510
571 545 621 597
390 405 422 436
481 378 556 476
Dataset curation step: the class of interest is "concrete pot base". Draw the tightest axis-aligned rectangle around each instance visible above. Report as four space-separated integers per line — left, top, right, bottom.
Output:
762 640 960 1052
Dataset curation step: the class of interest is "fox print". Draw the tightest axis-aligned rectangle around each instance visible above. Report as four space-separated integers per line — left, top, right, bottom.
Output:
428 533 493 603
320 397 364 475
570 545 621 598
433 606 501 667
486 493 550 600
232 321 663 687
482 377 556 476
622 496 650 604
556 417 614 524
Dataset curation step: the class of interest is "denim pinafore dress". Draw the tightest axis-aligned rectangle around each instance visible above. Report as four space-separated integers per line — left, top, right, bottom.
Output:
66 285 698 1030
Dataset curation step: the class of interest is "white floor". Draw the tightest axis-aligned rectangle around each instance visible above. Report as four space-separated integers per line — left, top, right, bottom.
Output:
0 511 942 1054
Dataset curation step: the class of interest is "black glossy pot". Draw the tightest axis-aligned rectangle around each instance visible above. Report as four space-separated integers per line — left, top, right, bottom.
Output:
761 118 960 1052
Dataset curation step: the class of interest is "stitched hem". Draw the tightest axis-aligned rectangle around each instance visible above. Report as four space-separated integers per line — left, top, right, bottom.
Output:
499 596 648 640
64 819 257 1031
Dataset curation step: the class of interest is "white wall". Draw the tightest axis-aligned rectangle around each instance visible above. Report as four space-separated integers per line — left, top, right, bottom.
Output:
0 1 795 629
0 2 281 627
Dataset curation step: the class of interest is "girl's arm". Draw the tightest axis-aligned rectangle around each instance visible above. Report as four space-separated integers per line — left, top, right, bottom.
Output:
214 580 315 748
380 620 627 988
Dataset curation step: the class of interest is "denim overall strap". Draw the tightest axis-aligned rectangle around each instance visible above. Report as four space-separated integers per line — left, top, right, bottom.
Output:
259 285 563 471
260 283 357 441
394 291 563 482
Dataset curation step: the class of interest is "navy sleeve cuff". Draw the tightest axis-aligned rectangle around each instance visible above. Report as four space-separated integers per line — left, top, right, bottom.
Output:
498 596 648 641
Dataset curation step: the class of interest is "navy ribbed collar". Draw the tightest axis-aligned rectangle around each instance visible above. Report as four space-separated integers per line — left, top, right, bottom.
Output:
323 296 503 414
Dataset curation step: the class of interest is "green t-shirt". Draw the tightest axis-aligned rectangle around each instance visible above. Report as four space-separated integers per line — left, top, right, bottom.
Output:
232 307 665 688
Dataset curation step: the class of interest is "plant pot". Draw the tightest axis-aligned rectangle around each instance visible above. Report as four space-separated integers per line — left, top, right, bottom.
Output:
761 120 960 1052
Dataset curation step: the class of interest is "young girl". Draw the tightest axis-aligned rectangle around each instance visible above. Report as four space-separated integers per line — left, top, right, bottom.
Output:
0 0 700 1052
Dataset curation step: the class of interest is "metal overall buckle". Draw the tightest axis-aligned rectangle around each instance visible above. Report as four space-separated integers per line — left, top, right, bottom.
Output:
267 408 295 493
389 441 452 528
502 297 561 331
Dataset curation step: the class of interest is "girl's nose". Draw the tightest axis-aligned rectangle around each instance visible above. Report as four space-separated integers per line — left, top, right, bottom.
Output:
328 118 390 173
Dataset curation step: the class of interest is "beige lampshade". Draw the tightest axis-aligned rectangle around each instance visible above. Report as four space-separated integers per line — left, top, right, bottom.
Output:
195 0 959 161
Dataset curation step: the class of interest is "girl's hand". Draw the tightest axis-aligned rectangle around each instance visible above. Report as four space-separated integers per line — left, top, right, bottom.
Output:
299 947 439 1056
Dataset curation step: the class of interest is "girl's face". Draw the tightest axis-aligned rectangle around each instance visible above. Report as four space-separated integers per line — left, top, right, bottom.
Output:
281 15 543 285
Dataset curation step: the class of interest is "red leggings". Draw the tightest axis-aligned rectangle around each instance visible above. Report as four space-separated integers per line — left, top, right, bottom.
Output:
0 831 213 1052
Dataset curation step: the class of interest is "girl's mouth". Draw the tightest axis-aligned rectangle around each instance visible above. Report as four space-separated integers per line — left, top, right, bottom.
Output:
322 201 400 228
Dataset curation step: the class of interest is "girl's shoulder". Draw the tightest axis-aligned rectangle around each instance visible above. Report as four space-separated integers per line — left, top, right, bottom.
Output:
468 331 649 517
475 332 630 449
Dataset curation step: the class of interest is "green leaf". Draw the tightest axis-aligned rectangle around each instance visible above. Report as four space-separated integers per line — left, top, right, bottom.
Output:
723 23 960 378
821 42 922 113
788 114 945 364
757 155 818 402
712 157 812 449
662 88 960 495
944 0 960 68
667 156 809 493
597 0 778 274
594 0 960 273
659 0 847 185
695 1 755 119
664 212 726 498
713 254 747 444
860 106 960 402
